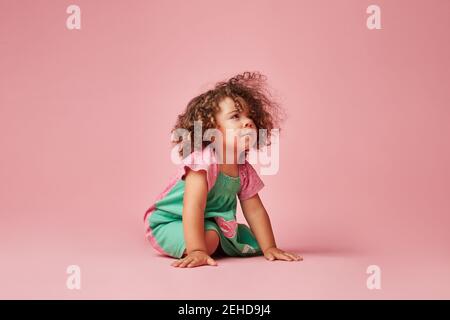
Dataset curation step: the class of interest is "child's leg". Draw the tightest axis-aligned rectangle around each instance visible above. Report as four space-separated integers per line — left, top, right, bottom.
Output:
182 230 220 257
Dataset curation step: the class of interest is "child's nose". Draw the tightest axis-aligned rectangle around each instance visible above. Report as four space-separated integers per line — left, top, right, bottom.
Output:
243 118 254 128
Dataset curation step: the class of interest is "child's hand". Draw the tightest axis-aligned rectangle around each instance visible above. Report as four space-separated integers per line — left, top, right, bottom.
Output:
263 247 303 262
171 250 218 268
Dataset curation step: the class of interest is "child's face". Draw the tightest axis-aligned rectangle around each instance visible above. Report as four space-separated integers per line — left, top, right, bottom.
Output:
215 96 257 159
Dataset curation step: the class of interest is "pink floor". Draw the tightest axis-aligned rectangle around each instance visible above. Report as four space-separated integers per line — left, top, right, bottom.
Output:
1 216 449 299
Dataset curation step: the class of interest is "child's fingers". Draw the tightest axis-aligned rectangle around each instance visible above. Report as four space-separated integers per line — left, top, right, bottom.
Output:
274 252 294 261
187 257 217 267
207 257 218 266
264 252 275 261
187 259 201 268
179 257 194 268
171 259 184 267
285 252 303 261
173 256 217 268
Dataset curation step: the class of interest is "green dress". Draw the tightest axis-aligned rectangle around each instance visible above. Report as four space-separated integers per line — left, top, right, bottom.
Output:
147 171 263 259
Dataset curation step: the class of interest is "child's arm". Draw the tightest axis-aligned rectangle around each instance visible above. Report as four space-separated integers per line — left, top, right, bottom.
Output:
171 168 218 268
240 194 303 262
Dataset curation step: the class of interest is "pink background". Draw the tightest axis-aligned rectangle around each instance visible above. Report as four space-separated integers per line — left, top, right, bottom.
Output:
1 0 449 299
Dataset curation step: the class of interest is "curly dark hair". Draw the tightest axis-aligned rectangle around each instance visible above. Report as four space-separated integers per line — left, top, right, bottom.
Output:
172 71 284 158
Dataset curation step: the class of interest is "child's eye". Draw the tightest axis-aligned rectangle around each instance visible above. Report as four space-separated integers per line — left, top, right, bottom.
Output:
231 114 239 119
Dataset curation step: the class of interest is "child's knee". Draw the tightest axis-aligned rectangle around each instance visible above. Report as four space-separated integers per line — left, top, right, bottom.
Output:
205 230 220 255
180 230 220 257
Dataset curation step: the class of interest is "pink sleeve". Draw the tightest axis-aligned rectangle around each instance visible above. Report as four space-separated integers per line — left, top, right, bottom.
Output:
180 147 218 192
238 161 264 201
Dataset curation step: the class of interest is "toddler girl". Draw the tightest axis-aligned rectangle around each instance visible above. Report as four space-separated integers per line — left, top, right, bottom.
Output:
144 72 302 268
